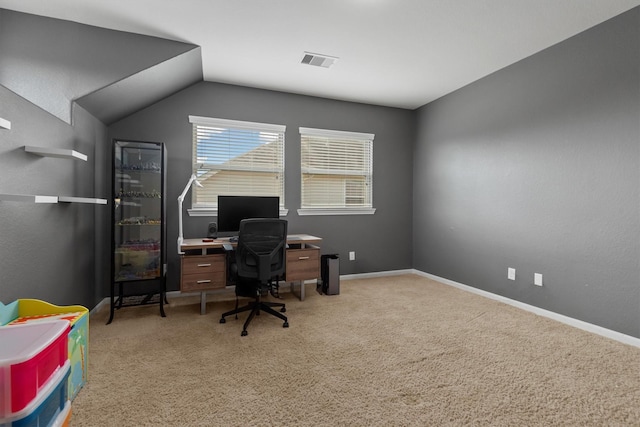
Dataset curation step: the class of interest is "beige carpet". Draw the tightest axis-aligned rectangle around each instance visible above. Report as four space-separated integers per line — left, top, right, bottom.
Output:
72 275 640 426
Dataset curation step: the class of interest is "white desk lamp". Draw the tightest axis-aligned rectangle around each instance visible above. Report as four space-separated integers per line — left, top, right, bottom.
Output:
177 174 203 255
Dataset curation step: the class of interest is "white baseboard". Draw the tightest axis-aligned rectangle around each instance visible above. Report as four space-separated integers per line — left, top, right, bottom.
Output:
411 270 640 349
340 269 414 281
91 269 639 348
90 298 109 316
91 290 200 316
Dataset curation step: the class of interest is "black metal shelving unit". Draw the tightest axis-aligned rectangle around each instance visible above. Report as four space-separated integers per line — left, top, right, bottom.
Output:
109 139 167 324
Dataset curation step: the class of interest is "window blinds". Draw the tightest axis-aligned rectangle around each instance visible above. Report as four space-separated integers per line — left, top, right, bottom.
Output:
189 116 285 208
299 127 374 209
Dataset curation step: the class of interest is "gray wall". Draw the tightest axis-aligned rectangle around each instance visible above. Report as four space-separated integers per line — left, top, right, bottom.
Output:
0 85 109 309
413 9 639 338
0 9 200 311
108 82 416 292
0 9 197 124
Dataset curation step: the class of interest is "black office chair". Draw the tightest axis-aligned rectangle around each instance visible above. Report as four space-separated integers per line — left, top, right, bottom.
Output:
219 218 289 336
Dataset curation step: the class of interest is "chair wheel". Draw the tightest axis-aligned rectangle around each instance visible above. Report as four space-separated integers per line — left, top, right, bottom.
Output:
280 307 286 313
219 318 226 324
283 322 289 328
241 330 248 336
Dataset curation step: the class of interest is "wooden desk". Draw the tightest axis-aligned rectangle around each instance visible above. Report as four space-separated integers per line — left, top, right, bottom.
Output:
180 234 322 314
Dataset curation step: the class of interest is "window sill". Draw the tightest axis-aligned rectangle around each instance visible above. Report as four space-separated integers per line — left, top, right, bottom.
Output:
188 208 289 217
297 208 376 216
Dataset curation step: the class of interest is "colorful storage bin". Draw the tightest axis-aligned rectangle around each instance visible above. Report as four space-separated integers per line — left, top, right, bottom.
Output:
0 300 88 401
50 401 71 427
0 321 69 418
0 360 70 427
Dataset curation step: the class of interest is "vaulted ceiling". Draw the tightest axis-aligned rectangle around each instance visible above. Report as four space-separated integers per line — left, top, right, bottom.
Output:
1 0 639 111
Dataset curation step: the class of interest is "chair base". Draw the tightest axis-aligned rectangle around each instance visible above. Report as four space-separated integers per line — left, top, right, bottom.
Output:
220 299 288 336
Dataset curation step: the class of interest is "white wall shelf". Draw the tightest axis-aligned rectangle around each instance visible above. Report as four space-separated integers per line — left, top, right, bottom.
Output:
0 193 58 203
59 196 108 205
1 194 107 205
0 117 10 130
24 146 88 161
3 147 104 205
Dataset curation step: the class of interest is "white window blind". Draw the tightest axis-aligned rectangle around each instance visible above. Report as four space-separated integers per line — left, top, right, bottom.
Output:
299 127 374 214
189 116 285 211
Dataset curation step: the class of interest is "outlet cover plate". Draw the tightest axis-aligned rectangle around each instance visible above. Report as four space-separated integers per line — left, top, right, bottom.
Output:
508 268 516 280
534 273 543 286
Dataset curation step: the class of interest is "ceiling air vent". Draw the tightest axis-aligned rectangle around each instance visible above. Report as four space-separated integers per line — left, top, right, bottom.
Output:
301 52 338 68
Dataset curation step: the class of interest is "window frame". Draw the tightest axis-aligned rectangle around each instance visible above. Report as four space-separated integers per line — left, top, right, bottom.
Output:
187 115 287 217
298 126 376 216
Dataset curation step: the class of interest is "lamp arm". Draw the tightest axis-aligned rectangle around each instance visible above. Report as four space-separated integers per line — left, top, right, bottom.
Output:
178 174 199 203
177 174 199 255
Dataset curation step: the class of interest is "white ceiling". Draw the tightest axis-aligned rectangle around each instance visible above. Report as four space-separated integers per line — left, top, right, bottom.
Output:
1 0 639 109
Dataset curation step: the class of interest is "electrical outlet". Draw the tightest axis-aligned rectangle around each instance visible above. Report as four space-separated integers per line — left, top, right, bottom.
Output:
507 268 516 281
349 251 356 261
534 273 543 286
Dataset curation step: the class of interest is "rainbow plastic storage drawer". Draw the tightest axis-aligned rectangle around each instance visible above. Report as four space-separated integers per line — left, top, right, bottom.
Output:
0 360 70 427
0 321 69 421
0 300 88 401
50 400 71 427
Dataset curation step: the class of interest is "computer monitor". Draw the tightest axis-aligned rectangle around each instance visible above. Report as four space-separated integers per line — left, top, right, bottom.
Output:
217 195 280 235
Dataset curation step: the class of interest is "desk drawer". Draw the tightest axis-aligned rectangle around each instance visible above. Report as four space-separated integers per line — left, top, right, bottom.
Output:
182 254 225 275
286 247 320 281
181 272 226 291
181 254 226 291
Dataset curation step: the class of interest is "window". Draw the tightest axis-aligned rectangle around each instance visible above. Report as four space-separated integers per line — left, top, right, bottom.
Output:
299 127 375 215
188 116 285 216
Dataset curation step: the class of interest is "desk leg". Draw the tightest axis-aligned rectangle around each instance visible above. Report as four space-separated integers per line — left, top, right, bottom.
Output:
289 281 306 301
200 292 207 315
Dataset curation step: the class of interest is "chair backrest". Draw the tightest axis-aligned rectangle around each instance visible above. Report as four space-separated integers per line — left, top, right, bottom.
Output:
235 218 288 284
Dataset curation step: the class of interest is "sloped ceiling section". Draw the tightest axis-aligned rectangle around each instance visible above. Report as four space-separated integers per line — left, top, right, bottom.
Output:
76 47 202 125
0 9 202 124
